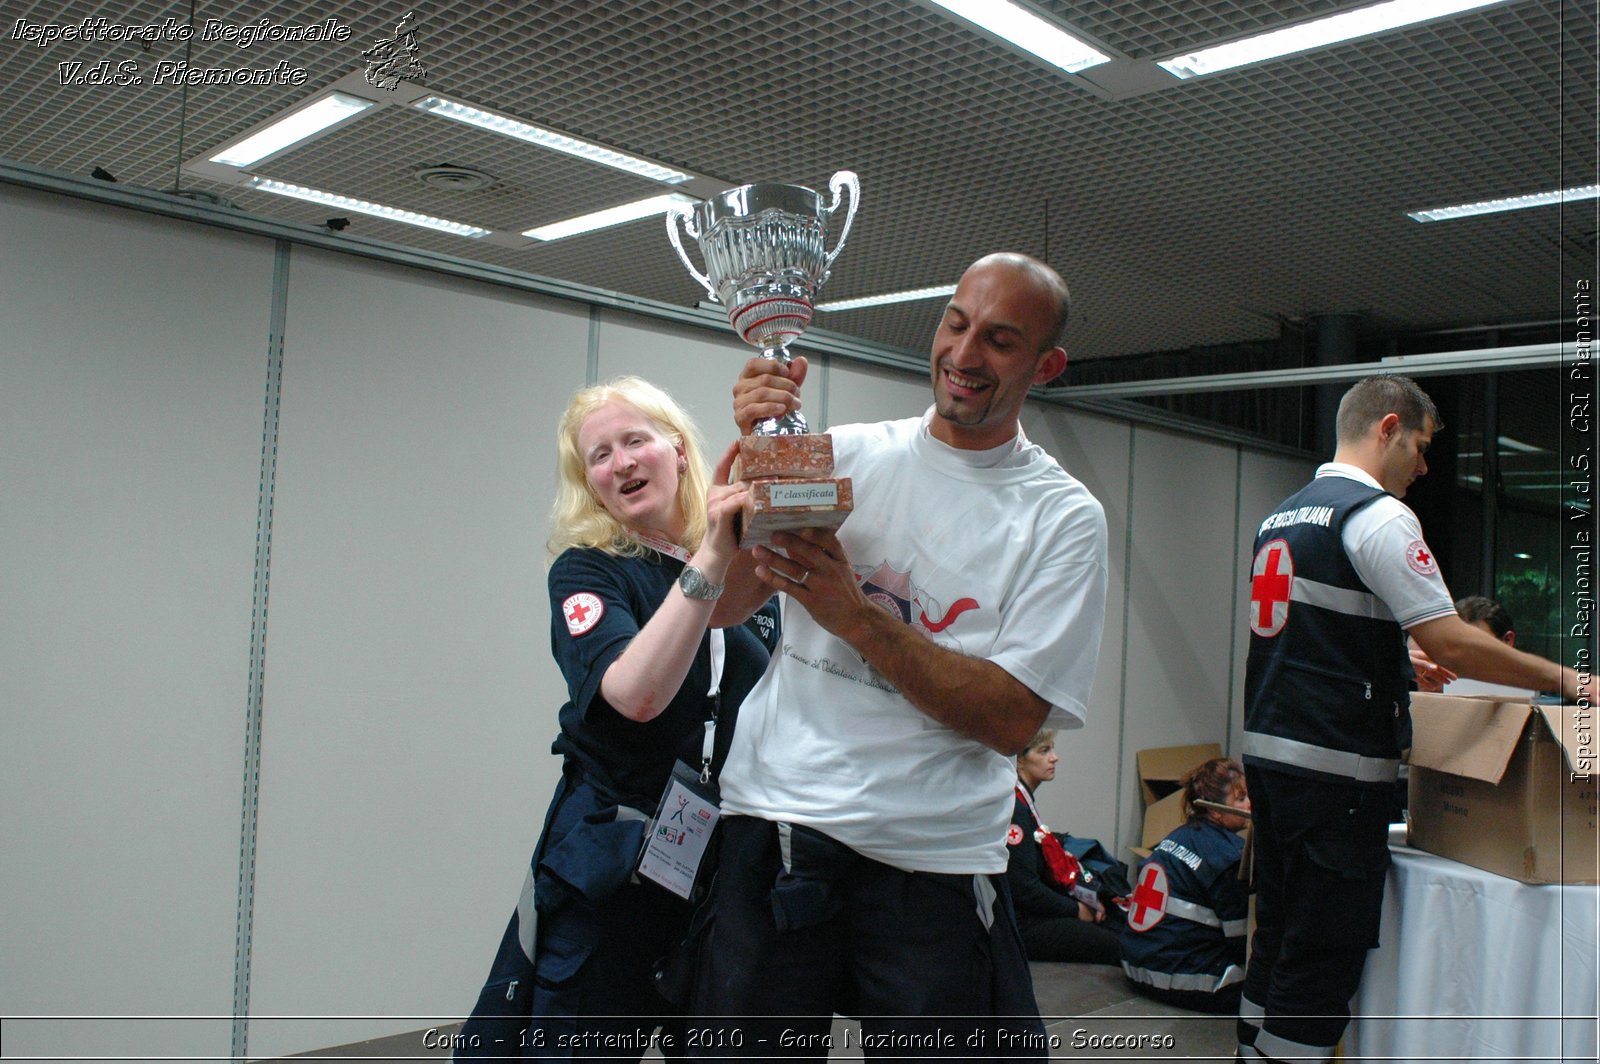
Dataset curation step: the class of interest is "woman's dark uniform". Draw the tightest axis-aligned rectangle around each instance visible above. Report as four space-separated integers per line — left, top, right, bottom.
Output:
457 547 778 1060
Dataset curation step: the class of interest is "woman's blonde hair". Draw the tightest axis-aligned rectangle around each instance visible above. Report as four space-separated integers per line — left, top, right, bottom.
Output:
547 376 711 559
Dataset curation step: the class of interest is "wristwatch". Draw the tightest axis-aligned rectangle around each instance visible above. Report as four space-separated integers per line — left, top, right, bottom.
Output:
678 564 724 601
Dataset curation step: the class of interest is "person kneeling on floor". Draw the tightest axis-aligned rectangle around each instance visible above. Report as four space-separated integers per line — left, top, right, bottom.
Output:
1120 757 1251 1013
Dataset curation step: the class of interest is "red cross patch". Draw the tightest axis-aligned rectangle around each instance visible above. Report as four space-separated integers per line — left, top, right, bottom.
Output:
1249 538 1293 638
1006 823 1024 846
562 592 604 636
1406 539 1438 576
1127 863 1169 933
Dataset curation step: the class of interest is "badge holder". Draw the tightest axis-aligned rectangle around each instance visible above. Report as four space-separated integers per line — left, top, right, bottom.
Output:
636 630 725 900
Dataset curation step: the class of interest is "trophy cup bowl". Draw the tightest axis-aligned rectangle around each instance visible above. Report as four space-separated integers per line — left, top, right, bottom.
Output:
667 171 859 545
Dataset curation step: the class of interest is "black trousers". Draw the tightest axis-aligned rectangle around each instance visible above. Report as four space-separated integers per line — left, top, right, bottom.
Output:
1237 766 1391 1063
1017 912 1121 966
687 816 1047 1060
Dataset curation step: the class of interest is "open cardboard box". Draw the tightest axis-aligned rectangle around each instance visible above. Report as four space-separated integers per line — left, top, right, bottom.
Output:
1131 743 1222 858
1407 692 1598 884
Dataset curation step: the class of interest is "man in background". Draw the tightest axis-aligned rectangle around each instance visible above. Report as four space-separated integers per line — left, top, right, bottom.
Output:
1238 374 1582 1064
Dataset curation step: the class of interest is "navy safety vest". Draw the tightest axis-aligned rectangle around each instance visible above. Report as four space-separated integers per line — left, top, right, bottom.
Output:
1120 819 1248 994
1242 475 1413 787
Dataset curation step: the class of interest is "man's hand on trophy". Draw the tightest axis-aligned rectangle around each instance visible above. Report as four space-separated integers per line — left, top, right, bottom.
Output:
753 528 869 639
733 356 808 435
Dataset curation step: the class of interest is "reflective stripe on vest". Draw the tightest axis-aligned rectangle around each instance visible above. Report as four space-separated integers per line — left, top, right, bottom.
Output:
1161 897 1248 937
1254 1027 1336 1063
1122 960 1245 994
1242 731 1400 784
1289 575 1394 622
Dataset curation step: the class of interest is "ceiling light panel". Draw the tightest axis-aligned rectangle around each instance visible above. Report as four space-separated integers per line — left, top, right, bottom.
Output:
249 178 490 238
523 193 697 242
209 92 375 167
241 105 664 236
817 285 958 312
925 0 1112 74
1159 0 1508 78
1408 185 1599 221
413 96 691 184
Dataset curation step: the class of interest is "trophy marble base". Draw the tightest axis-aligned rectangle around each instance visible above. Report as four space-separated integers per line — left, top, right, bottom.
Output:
735 434 853 548
738 433 836 479
739 476 854 549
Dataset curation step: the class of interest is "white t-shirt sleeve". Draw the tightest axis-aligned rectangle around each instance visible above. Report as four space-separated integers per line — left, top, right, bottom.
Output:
989 493 1109 730
1341 498 1456 629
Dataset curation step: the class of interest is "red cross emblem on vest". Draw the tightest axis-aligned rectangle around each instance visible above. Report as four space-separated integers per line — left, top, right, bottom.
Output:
1249 538 1293 638
1127 862 1169 932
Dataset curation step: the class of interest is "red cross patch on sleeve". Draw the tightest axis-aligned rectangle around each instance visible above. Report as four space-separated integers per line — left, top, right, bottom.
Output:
1405 539 1439 576
1006 823 1024 846
562 592 604 636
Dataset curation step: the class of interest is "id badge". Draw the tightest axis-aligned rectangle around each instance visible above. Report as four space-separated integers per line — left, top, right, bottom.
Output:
637 760 721 899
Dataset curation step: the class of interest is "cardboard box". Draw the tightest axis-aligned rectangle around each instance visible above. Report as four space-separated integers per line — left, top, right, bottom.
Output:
1132 743 1222 857
1407 693 1598 884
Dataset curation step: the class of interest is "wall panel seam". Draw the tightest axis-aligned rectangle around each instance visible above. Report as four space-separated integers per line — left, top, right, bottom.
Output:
232 239 290 1063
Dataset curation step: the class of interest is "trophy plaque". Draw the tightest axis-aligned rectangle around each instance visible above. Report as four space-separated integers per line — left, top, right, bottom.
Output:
667 170 860 547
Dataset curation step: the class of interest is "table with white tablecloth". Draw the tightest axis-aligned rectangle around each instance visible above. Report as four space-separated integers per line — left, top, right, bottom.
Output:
1346 836 1598 1063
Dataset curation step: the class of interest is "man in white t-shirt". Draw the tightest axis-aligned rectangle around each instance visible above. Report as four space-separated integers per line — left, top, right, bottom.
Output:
1237 375 1582 1064
689 253 1108 1056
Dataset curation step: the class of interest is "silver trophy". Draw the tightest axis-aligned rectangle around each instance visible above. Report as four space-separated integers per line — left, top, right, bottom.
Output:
666 171 861 544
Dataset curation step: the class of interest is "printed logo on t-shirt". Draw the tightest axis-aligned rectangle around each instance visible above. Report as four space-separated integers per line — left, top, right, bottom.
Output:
1405 539 1438 576
562 592 604 636
1006 823 1024 846
860 560 981 639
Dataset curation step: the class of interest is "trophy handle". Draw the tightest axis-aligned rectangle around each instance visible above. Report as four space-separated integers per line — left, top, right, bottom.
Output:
666 204 717 301
823 170 860 271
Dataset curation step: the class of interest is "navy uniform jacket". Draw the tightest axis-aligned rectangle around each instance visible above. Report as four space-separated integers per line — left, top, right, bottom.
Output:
1005 785 1081 929
1242 476 1412 790
456 546 779 1058
1120 819 1248 994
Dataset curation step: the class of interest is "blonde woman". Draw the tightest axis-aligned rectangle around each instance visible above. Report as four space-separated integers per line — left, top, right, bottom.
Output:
458 377 778 1060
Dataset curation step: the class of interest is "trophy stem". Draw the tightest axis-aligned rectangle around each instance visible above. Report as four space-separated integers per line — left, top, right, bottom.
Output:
753 342 808 436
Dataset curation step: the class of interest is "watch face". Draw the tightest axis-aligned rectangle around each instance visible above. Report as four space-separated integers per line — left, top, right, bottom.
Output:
680 565 721 600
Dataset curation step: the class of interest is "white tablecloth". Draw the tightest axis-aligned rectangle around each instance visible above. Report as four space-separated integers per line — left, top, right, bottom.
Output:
1347 838 1599 1063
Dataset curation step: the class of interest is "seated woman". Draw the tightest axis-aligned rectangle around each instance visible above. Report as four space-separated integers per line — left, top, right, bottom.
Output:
456 376 779 1059
1005 728 1122 965
1120 757 1250 1014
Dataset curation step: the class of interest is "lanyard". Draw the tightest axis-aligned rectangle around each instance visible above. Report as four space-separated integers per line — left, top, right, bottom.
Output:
1015 782 1050 832
637 532 725 784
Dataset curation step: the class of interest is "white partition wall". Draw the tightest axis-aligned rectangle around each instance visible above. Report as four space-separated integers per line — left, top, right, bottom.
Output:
244 251 590 1057
1022 405 1134 847
0 181 1313 1059
592 308 754 445
1 189 274 1061
817 354 936 429
1116 430 1244 851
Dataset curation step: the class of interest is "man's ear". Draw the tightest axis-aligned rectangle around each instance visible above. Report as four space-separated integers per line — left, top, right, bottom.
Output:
1376 412 1402 443
1033 346 1067 385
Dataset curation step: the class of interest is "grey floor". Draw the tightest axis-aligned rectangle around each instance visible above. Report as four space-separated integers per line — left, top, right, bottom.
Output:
276 962 1237 1061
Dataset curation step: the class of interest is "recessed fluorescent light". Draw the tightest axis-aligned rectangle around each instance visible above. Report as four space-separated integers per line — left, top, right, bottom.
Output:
248 178 490 238
413 96 691 185
1496 435 1545 454
817 285 959 312
1408 185 1600 222
209 93 375 167
523 193 696 242
1159 0 1505 79
926 0 1110 74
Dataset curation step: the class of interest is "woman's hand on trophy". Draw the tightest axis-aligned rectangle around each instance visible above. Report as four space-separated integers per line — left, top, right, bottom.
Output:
696 440 748 580
733 355 808 435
